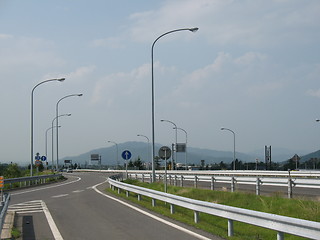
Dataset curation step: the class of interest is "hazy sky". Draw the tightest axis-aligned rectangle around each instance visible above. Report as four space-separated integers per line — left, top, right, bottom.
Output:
1 0 320 164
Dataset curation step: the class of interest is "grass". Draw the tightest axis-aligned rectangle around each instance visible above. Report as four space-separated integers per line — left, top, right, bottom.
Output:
106 179 319 240
11 227 21 239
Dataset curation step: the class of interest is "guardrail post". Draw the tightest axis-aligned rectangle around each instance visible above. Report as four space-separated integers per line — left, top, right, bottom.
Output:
142 174 144 183
117 188 121 194
150 173 152 183
256 177 261 195
174 175 177 186
152 199 156 207
135 174 138 179
170 204 175 214
277 231 284 240
288 178 293 199
158 174 161 182
180 175 183 187
169 175 172 185
228 219 234 236
137 194 141 201
211 176 215 190
194 211 199 223
194 176 198 188
126 191 129 197
231 177 236 192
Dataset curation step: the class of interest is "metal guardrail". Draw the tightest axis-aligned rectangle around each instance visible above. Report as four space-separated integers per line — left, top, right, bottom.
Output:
127 172 320 198
0 193 11 236
4 174 62 189
108 177 320 240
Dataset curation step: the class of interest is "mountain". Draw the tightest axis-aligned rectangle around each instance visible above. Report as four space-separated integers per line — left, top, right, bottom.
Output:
300 150 320 162
61 141 317 167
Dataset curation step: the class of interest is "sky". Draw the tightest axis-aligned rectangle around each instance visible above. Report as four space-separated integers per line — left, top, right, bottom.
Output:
0 0 320 165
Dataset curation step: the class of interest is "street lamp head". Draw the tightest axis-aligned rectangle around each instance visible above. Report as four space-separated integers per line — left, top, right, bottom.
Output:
57 78 66 82
221 127 225 130
77 94 83 97
316 119 320 122
189 27 199 32
67 114 72 116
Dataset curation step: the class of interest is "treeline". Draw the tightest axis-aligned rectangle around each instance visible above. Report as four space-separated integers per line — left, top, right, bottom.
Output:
0 163 26 178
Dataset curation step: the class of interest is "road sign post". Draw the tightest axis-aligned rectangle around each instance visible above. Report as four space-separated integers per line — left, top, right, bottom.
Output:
122 150 132 179
158 146 171 193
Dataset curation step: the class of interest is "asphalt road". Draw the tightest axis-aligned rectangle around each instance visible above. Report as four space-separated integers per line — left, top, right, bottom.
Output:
8 172 223 240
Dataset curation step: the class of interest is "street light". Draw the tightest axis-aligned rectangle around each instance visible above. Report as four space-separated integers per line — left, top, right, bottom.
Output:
108 141 119 169
30 78 65 176
221 127 236 170
174 127 188 170
151 27 198 182
45 125 61 169
137 134 150 170
56 94 82 170
161 119 177 170
51 113 71 170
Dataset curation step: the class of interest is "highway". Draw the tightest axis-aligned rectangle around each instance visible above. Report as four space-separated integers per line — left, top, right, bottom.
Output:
8 172 223 240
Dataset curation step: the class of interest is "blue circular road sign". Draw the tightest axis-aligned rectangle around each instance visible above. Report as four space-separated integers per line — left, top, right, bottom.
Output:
41 156 47 161
122 150 132 160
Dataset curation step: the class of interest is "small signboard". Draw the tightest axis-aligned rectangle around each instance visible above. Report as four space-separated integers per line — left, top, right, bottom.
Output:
158 146 171 160
176 143 186 152
41 156 47 161
122 150 132 160
91 154 100 161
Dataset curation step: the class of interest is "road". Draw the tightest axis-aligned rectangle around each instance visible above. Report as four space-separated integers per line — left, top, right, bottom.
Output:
8 172 223 240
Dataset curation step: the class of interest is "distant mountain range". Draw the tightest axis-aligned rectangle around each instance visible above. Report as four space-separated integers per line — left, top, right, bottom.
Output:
62 141 319 166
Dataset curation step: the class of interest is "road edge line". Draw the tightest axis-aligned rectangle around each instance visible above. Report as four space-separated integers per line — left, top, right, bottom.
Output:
41 200 64 240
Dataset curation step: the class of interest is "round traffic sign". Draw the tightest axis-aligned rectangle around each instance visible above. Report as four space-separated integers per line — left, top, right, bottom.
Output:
41 156 47 161
158 146 171 160
122 150 132 160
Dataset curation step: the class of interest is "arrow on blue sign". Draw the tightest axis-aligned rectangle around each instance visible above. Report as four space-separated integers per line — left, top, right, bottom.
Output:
122 150 132 160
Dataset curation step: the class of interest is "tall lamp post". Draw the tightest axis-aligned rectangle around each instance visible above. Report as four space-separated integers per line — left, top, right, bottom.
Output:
31 78 65 176
51 113 71 170
108 141 119 169
151 27 198 182
56 94 82 170
161 119 177 170
45 125 61 169
137 134 150 169
221 127 236 170
174 127 188 170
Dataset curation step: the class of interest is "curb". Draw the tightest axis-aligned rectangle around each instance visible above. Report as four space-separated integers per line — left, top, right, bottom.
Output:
1 210 14 240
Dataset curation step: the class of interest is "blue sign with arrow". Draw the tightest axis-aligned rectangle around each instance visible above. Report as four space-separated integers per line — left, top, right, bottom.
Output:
121 150 132 160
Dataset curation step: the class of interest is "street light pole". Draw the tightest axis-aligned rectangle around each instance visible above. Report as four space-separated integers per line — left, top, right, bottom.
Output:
56 94 82 170
221 127 236 170
51 114 71 170
151 27 199 182
161 119 177 170
31 78 65 176
137 134 150 170
108 141 119 169
45 125 60 169
174 127 188 170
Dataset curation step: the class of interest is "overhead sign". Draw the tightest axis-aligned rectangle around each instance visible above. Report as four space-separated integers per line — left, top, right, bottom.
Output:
122 150 132 160
158 146 171 160
91 154 100 161
64 160 72 164
176 143 186 152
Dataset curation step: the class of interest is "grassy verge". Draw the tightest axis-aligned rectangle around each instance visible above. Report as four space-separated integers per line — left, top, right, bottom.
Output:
106 179 319 240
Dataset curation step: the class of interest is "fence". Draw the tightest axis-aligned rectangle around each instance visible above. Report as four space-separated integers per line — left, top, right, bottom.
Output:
3 174 62 190
108 177 320 240
0 193 10 236
127 172 320 198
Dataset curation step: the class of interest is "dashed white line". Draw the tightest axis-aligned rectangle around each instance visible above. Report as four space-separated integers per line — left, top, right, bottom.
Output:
52 194 69 198
72 190 84 193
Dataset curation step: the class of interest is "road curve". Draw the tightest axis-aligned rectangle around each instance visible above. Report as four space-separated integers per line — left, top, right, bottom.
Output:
9 172 223 240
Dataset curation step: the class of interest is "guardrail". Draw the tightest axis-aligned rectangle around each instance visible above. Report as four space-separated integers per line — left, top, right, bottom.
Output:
108 177 320 240
127 172 320 198
0 193 10 236
4 174 63 190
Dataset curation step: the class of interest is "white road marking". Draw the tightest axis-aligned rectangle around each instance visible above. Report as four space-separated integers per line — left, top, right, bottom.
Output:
52 194 69 198
72 190 84 193
92 180 212 240
41 201 64 240
9 200 43 214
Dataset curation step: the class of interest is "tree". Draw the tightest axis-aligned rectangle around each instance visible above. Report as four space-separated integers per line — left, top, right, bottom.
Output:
4 163 22 178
